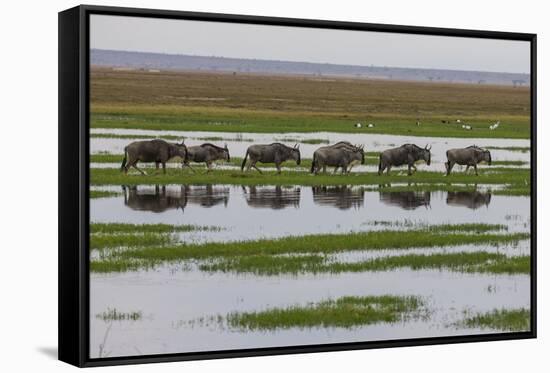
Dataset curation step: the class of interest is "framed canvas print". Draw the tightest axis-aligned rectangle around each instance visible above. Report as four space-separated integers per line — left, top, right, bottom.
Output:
58 5 537 367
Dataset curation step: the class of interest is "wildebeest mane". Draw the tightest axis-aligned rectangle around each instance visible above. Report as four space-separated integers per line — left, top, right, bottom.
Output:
269 142 294 149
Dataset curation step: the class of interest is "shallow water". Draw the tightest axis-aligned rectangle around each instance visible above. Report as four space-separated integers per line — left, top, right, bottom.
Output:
90 265 529 358
91 185 529 244
90 161 531 358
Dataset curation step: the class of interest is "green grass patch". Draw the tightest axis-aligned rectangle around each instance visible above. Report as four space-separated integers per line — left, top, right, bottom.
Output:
226 295 426 330
458 308 530 332
95 308 142 322
91 133 181 140
200 251 530 276
90 190 122 199
90 167 530 190
90 232 176 250
91 108 529 139
491 160 528 166
90 227 529 272
90 222 217 234
484 146 530 153
90 223 222 250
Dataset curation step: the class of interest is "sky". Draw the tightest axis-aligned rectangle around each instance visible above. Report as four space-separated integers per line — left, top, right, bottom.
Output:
90 14 530 74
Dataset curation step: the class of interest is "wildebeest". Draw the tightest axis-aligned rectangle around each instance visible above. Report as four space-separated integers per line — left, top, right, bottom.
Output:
120 139 187 175
379 191 431 210
242 186 300 210
241 143 301 174
311 143 365 174
445 146 492 176
378 144 431 176
447 191 492 210
183 143 230 172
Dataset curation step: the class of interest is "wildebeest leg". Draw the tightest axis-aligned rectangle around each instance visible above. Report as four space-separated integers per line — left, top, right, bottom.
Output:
162 162 166 174
323 165 327 174
206 161 213 173
132 162 147 176
182 161 196 173
155 162 160 174
465 165 470 173
251 162 263 174
275 163 282 174
473 164 478 176
447 161 455 175
412 164 417 173
386 165 391 175
408 163 413 176
333 166 339 174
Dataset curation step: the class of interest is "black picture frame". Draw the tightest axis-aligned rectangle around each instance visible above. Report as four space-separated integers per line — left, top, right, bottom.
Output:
59 4 537 367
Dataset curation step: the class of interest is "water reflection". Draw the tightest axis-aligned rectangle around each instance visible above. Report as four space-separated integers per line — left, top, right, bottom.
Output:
122 185 229 213
312 186 365 210
242 186 300 210
379 191 431 210
447 191 492 210
122 185 185 213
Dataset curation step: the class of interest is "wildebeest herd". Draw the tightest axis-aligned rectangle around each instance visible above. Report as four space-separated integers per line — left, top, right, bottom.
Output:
120 139 493 176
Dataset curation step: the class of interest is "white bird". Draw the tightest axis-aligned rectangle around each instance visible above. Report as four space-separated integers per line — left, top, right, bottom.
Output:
367 123 375 128
489 120 500 130
462 125 472 130
355 122 362 128
456 119 462 124
416 119 421 126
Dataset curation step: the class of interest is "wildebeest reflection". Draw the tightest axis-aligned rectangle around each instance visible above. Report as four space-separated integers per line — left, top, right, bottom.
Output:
242 186 300 209
379 191 431 210
447 191 492 210
122 185 229 213
312 186 365 210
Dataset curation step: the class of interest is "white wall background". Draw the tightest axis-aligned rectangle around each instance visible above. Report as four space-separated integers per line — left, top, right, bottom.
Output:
0 0 545 371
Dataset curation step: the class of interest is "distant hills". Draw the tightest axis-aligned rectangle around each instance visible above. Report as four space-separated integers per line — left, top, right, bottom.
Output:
91 49 530 87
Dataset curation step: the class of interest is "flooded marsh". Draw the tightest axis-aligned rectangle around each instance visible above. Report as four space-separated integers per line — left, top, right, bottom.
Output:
88 65 532 358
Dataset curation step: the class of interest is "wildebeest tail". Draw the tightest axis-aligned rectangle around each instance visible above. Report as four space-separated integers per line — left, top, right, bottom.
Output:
378 155 382 174
120 147 128 172
310 153 317 173
241 150 249 171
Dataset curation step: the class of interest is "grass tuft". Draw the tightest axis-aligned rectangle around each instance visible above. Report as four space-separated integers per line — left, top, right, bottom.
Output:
458 308 530 331
226 295 426 330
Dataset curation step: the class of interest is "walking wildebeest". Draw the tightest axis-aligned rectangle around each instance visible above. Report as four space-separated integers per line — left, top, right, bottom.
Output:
120 139 187 175
311 143 365 175
446 191 492 210
378 144 432 175
241 143 301 174
445 146 492 176
183 143 230 172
